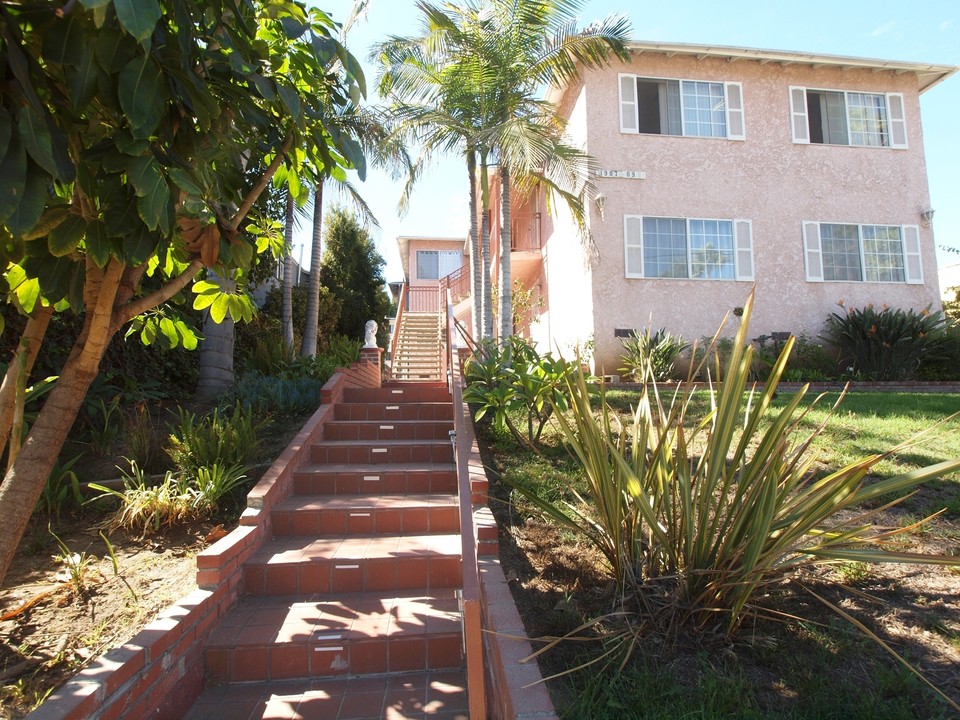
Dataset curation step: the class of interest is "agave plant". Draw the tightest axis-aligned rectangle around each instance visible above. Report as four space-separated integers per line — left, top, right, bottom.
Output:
517 291 960 635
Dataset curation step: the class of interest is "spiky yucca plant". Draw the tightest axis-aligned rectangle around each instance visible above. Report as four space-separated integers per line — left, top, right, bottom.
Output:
519 291 960 635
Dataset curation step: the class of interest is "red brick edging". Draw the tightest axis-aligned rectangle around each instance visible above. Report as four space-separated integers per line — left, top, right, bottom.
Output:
457 395 560 720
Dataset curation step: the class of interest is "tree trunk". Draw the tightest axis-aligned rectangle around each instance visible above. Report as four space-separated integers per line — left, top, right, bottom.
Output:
301 183 325 357
196 311 235 399
282 192 296 354
0 261 123 587
479 150 493 340
196 270 236 399
499 166 513 344
467 150 482 341
0 305 53 460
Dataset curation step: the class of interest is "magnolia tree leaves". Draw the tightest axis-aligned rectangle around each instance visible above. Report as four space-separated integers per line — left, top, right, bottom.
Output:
0 0 367 336
192 279 255 324
126 312 200 350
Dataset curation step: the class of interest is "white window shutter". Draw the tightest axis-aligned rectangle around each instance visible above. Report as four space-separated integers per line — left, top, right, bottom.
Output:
902 225 923 284
789 86 809 144
734 220 753 280
624 215 643 277
886 93 908 148
725 82 746 140
803 222 823 281
619 74 638 134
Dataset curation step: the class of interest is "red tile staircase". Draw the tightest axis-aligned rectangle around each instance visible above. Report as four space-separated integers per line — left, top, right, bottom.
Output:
29 342 558 719
185 382 471 719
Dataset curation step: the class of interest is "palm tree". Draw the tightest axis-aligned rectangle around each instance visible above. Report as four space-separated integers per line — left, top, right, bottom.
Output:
377 0 630 343
375 2 499 341
474 0 631 341
282 191 297 354
301 104 408 356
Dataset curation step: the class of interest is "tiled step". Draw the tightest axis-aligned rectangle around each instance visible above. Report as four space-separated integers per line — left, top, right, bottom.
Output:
392 357 441 364
311 439 453 465
323 420 452 442
334 401 453 421
293 463 457 495
205 593 463 683
185 671 469 719
243 534 463 595
272 493 460 536
344 385 450 403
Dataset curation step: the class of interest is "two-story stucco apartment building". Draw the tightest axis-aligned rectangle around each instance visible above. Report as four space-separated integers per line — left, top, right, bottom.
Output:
399 42 956 376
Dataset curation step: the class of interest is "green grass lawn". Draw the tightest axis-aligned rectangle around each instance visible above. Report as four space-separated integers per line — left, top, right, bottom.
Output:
480 389 960 720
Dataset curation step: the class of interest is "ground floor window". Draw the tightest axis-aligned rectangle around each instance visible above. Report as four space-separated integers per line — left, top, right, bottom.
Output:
803 222 922 284
624 215 753 281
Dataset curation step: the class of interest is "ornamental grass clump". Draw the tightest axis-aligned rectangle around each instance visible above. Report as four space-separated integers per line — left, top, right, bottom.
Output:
619 327 689 381
521 291 960 636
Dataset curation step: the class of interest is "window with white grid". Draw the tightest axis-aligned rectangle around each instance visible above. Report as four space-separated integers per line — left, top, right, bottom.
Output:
619 74 744 140
846 92 888 147
862 225 905 282
682 81 728 138
642 217 688 278
806 223 915 284
625 215 753 281
689 220 735 278
790 87 905 148
820 224 862 281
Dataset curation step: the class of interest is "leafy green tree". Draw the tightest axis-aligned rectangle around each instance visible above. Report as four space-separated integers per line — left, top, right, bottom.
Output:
318 208 391 345
0 0 364 587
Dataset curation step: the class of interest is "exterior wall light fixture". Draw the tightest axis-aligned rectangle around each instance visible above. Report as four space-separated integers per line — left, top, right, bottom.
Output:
920 208 935 227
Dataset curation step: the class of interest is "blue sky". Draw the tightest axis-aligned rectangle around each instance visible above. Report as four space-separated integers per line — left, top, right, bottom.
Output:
301 0 960 283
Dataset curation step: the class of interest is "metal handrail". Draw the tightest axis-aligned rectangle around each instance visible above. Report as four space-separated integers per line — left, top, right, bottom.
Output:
446 289 486 719
439 264 470 305
388 283 408 379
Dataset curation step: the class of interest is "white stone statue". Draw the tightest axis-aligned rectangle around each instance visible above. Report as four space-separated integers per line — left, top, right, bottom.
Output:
363 320 378 348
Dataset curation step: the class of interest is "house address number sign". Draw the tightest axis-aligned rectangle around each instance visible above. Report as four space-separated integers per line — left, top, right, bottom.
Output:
595 169 646 179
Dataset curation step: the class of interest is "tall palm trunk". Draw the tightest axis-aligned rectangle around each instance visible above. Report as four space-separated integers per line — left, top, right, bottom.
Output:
479 149 494 340
301 183 325 357
196 303 235 398
282 192 296 354
499 165 512 343
196 268 237 398
467 148 482 340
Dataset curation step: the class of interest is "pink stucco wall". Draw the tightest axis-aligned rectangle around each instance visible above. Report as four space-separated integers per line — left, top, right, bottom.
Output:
552 52 943 375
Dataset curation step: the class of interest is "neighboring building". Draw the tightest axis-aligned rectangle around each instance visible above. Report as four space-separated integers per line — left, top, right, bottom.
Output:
397 235 470 312
479 42 957 375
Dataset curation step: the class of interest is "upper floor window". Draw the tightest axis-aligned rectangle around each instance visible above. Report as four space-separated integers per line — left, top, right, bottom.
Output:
416 250 462 280
790 87 907 148
802 222 922 283
624 215 754 280
619 75 745 140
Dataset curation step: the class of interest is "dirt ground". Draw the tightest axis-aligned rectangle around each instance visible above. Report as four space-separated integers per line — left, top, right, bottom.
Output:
485 466 960 717
0 404 304 719
0 516 218 719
